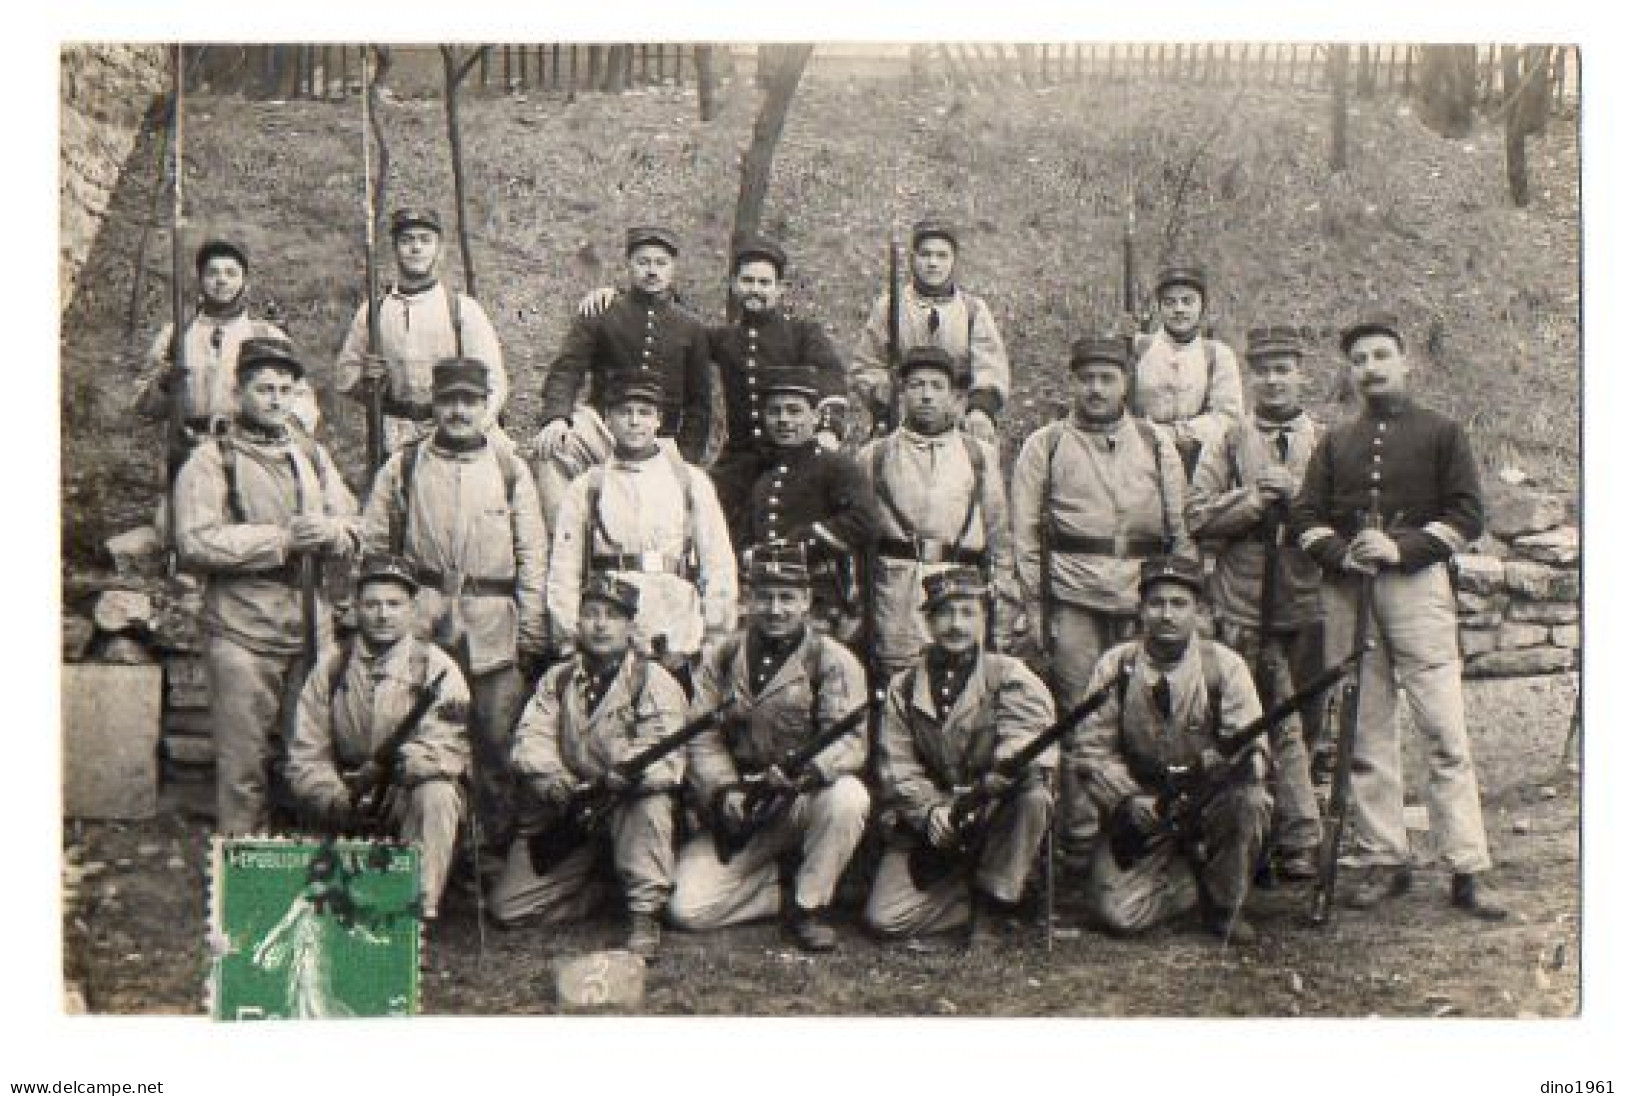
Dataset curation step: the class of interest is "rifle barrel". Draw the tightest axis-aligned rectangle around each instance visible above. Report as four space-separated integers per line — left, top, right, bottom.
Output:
166 44 188 488
361 45 385 477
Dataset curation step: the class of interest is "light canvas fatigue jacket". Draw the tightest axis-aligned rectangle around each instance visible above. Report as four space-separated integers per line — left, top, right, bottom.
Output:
686 629 868 803
512 655 688 796
286 635 472 816
876 649 1056 831
137 313 319 433
336 282 506 426
1186 411 1324 630
361 436 550 674
173 424 360 656
1129 330 1244 453
850 285 1010 418
1010 415 1193 617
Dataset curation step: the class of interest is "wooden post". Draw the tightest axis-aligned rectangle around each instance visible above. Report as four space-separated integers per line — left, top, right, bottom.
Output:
1330 44 1350 172
695 44 719 121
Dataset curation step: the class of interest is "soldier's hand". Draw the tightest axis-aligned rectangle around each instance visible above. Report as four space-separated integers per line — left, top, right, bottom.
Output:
978 771 1014 798
1349 528 1401 568
360 353 389 384
350 760 386 796
721 789 748 828
962 409 997 446
577 286 619 319
925 804 957 849
1254 465 1297 503
763 765 797 793
287 516 334 552
814 429 841 452
534 418 572 455
1197 748 1227 779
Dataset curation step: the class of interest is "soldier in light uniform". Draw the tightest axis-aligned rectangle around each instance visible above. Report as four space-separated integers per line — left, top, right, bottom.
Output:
534 225 716 523
547 374 736 683
336 207 507 454
740 368 880 640
1289 311 1505 920
1127 264 1244 476
850 218 1011 445
866 567 1056 945
858 345 1017 679
360 358 549 852
286 555 472 921
668 546 870 952
1066 556 1271 942
1186 325 1325 880
491 577 687 955
173 337 360 834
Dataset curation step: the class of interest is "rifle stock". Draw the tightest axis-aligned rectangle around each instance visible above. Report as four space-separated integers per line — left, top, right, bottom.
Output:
347 667 451 834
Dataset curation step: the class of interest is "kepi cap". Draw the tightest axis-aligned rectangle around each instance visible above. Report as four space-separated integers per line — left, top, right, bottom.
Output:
1155 264 1208 297
921 565 989 613
432 357 492 397
581 574 641 618
1138 555 1206 598
744 543 811 588
195 238 249 274
1245 325 1308 363
235 335 306 380
1069 331 1131 373
390 207 443 236
603 371 665 408
626 225 681 257
759 366 823 402
910 217 959 251
898 345 969 387
733 236 788 276
357 553 420 595
1339 310 1405 355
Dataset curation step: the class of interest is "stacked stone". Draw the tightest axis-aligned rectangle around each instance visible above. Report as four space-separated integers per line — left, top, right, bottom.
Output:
1454 489 1580 679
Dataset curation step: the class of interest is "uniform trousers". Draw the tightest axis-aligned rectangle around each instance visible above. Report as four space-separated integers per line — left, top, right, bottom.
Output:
388 780 464 919
205 635 305 835
465 663 527 846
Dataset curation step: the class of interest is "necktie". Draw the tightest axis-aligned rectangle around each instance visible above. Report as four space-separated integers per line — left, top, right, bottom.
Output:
927 308 941 338
1274 430 1290 462
1152 677 1173 723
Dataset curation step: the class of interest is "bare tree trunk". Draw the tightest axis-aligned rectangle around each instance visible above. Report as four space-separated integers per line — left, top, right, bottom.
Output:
606 44 628 93
730 44 814 313
1504 45 1553 207
695 44 719 121
587 45 604 91
440 47 482 298
1417 44 1477 138
1330 44 1350 172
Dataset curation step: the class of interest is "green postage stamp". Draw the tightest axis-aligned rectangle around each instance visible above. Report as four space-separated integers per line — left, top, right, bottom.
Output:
208 837 422 1020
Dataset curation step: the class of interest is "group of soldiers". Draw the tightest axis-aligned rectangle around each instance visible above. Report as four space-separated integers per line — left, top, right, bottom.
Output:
143 204 1508 959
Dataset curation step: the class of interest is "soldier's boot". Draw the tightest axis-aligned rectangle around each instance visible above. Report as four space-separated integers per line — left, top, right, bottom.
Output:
1450 873 1509 922
1203 906 1258 946
1276 846 1319 883
1344 865 1413 910
787 904 838 953
965 890 1007 950
624 911 662 957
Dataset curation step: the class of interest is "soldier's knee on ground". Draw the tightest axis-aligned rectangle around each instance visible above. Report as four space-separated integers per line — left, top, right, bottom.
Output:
811 775 871 827
409 779 463 830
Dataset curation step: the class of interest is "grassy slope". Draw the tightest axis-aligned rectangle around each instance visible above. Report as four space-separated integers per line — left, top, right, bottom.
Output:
60 74 1578 565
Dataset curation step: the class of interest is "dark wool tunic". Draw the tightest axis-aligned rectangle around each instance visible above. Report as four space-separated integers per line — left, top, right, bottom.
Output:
710 309 849 457
741 441 880 562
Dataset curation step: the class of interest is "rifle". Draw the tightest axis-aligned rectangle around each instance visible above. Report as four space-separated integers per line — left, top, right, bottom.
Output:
873 234 903 436
711 704 869 864
163 45 188 566
905 673 1118 891
360 45 386 479
1255 500 1286 710
1109 649 1361 872
286 450 321 678
343 666 451 834
526 696 740 873
1309 493 1382 926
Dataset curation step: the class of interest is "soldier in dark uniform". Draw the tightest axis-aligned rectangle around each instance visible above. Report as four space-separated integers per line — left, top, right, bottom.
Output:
740 368 881 640
1289 311 1506 921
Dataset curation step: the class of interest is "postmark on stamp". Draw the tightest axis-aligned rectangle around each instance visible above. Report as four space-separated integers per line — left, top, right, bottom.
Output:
208 836 421 1020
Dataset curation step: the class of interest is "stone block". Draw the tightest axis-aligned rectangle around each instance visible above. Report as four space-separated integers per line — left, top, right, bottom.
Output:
1454 589 1506 615
162 735 216 766
1512 526 1579 567
1497 623 1550 650
1506 600 1580 625
1551 625 1580 649
163 709 214 736
150 576 205 652
1465 533 1510 559
92 589 153 634
63 664 162 820
1453 554 1504 595
1458 628 1500 659
1487 489 1565 539
104 525 164 577
1465 647 1577 678
1456 610 1504 629
63 615 95 662
97 636 157 664
1503 560 1580 602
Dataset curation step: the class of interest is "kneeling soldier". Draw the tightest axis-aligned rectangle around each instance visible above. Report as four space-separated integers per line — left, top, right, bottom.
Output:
286 556 472 921
1065 556 1270 943
490 577 687 956
866 567 1056 945
668 546 870 952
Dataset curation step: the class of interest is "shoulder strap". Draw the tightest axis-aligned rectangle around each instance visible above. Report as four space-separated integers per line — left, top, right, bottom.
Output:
1115 650 1135 710
216 436 247 524
951 434 989 555
393 439 425 556
494 441 520 505
1202 338 1218 411
1134 418 1175 552
1197 640 1225 736
870 434 912 535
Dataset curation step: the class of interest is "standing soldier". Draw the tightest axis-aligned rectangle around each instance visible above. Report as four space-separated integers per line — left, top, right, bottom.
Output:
360 358 549 856
336 207 507 454
866 567 1056 946
1065 557 1271 942
534 225 716 522
490 576 688 955
286 555 472 922
1128 264 1244 476
668 546 870 952
173 336 360 835
740 368 880 640
136 238 319 444
1011 332 1192 860
858 345 1017 679
547 374 736 686
1289 311 1505 920
1186 325 1325 880
849 218 1010 445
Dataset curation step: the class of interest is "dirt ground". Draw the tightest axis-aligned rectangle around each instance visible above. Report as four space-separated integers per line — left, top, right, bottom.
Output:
62 672 1580 1017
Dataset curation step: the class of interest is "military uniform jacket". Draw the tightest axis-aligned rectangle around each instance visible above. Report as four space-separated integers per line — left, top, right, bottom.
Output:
876 649 1056 830
541 289 714 462
287 635 472 816
1067 638 1264 815
360 436 550 674
336 282 507 424
511 654 688 795
1288 396 1484 573
173 423 360 656
137 312 319 434
1129 330 1244 452
1186 411 1324 630
742 442 880 560
851 284 1010 418
1010 415 1193 616
711 310 850 454
687 628 868 802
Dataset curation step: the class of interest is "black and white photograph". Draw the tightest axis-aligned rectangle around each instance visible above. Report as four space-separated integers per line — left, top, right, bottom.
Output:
23 2 1614 1090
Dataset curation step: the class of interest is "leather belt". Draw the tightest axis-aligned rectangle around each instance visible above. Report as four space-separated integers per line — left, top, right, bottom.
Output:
591 553 687 577
876 536 987 566
244 561 303 586
416 569 517 597
1049 531 1165 558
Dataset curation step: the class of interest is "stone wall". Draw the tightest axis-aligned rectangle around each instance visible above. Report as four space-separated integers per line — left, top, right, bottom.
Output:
60 44 167 311
1457 489 1580 678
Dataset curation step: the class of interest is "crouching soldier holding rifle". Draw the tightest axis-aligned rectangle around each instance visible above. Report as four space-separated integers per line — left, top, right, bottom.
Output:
489 577 692 956
285 555 472 922
668 546 870 952
864 567 1056 947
